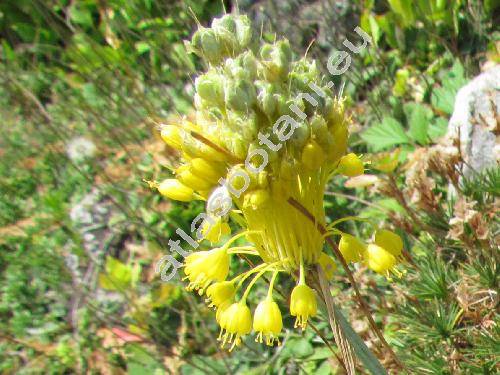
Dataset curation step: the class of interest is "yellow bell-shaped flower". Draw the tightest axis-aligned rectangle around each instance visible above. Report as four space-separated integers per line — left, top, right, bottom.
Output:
338 153 364 177
218 302 252 351
290 284 317 330
364 244 396 275
184 247 230 294
253 298 283 346
374 229 403 256
206 281 235 308
338 234 366 263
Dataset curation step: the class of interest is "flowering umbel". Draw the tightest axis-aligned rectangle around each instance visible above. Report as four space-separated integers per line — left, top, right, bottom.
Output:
153 13 404 349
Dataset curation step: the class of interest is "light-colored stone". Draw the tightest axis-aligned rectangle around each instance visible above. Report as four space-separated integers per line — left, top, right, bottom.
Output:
447 65 499 177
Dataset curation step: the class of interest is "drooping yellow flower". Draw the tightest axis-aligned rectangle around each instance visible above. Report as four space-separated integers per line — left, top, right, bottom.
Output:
290 283 317 330
363 244 396 276
206 281 235 308
184 247 229 294
218 302 252 351
338 234 366 263
253 298 283 346
374 229 403 256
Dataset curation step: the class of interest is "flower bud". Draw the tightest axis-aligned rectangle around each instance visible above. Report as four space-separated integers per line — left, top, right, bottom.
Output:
189 158 225 184
328 123 348 162
234 15 252 48
160 125 184 150
310 116 329 140
256 82 277 118
338 153 364 177
224 79 256 112
191 28 221 64
301 140 325 170
195 72 225 105
157 179 194 202
176 165 214 191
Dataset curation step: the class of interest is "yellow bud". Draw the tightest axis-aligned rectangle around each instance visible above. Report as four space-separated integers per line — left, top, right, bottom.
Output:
160 125 184 150
338 153 364 177
364 244 396 275
329 123 348 162
190 158 225 184
158 179 194 202
176 165 214 191
375 229 403 256
338 234 366 263
301 141 325 170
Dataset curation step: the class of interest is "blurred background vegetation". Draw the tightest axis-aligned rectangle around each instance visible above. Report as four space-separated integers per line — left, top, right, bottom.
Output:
0 0 498 373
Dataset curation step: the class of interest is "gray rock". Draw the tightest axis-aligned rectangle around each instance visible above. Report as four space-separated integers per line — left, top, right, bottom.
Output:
447 65 499 177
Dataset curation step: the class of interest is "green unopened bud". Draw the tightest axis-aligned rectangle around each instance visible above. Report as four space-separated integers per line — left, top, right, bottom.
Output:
212 14 237 34
310 116 329 140
259 41 292 82
227 136 248 160
158 179 194 202
301 140 325 170
328 123 348 162
256 82 277 118
235 15 252 48
224 79 256 112
192 28 221 64
240 51 258 79
338 153 364 177
195 72 225 105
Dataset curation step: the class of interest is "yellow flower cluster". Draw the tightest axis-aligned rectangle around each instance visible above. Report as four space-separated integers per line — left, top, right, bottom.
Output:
154 14 403 350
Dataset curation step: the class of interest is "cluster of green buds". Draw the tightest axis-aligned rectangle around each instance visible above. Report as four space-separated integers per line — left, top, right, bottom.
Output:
155 13 403 350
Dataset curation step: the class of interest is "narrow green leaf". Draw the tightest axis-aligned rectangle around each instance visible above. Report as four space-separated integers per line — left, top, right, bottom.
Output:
332 305 388 375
